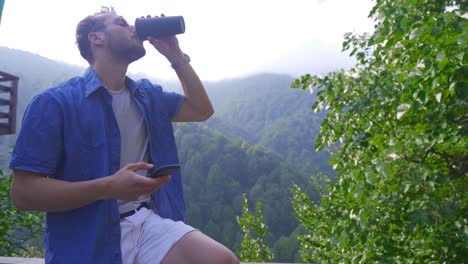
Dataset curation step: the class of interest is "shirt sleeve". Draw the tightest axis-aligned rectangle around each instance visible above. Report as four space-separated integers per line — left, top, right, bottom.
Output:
9 93 64 176
162 90 185 119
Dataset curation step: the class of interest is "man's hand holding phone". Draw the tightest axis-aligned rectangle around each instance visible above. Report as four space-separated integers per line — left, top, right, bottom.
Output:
107 162 172 201
147 164 181 178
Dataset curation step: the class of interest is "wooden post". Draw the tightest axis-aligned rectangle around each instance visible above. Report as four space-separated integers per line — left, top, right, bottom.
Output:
0 71 19 135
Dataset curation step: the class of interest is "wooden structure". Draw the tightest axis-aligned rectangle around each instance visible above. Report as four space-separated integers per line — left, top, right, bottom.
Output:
0 71 18 135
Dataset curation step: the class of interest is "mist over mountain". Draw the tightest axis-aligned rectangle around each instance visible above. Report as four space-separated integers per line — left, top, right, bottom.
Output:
0 47 331 262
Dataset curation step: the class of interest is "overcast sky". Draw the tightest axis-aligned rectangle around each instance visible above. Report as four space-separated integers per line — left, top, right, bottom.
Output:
0 0 375 81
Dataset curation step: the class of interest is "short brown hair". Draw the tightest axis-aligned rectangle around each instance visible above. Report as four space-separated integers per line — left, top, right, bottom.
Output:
75 7 115 64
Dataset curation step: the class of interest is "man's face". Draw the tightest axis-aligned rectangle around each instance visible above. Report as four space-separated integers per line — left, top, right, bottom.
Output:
98 13 146 63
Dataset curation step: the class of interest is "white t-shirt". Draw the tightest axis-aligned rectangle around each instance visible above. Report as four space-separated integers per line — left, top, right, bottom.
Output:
106 86 151 214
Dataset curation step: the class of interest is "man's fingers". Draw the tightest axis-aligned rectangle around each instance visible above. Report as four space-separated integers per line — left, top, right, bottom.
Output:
126 162 154 171
140 14 165 19
156 175 171 184
140 175 171 184
139 175 171 193
150 175 171 188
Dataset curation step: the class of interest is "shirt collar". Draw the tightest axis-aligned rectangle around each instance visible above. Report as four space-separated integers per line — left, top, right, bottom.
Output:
83 67 140 97
124 76 139 97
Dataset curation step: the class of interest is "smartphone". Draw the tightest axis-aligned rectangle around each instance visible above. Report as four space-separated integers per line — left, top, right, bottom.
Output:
148 164 181 178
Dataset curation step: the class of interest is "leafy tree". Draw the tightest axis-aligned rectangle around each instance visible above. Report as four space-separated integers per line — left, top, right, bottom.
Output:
236 193 273 262
291 0 467 262
0 168 44 256
272 234 301 263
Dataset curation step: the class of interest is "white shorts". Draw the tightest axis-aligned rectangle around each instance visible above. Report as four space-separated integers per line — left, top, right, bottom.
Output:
120 207 196 264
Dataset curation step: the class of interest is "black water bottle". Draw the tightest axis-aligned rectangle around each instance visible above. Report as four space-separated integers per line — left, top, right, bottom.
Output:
135 16 185 40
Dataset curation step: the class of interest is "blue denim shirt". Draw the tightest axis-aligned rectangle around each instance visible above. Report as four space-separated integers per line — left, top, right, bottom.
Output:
10 68 186 264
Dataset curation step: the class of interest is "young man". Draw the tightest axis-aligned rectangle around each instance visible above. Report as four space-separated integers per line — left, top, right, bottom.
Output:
9 7 239 264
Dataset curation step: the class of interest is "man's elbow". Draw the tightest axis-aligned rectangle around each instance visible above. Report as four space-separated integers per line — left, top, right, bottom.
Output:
10 187 30 211
198 107 214 121
203 107 215 121
10 172 38 212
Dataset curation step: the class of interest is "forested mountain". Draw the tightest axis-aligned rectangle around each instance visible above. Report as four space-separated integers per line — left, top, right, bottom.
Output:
204 74 332 175
165 74 333 176
175 123 317 254
0 47 328 262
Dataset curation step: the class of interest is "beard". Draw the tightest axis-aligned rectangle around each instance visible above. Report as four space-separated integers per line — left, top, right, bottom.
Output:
107 33 146 63
117 45 146 63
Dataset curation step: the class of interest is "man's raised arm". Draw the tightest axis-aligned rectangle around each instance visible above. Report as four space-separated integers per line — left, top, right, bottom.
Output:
148 35 214 122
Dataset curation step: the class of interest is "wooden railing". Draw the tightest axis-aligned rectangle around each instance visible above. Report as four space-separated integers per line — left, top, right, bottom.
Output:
0 257 299 264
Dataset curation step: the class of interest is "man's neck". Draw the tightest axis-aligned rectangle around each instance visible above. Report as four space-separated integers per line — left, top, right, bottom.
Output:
92 56 128 91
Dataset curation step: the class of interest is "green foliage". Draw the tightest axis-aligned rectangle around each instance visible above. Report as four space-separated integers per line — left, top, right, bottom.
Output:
236 193 273 262
292 0 467 262
272 226 305 263
0 168 44 257
0 0 5 24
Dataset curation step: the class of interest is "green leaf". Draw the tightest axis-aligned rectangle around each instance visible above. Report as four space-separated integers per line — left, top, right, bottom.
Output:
409 28 421 40
397 103 410 119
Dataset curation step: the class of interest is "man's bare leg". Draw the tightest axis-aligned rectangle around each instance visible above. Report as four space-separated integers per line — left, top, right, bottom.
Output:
161 230 239 264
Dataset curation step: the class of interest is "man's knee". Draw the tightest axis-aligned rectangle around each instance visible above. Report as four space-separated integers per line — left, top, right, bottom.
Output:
219 248 239 264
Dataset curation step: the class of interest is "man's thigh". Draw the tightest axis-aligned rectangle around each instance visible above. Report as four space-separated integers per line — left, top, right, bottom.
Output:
136 209 196 264
161 230 239 264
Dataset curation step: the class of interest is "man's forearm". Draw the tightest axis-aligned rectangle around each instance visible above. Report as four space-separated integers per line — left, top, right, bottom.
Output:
173 62 214 121
11 170 111 213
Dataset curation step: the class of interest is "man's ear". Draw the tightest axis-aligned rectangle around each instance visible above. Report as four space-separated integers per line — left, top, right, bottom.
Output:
88 32 105 46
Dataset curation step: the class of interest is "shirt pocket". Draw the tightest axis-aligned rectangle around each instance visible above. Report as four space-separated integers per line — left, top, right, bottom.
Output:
77 106 109 180
79 140 107 180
